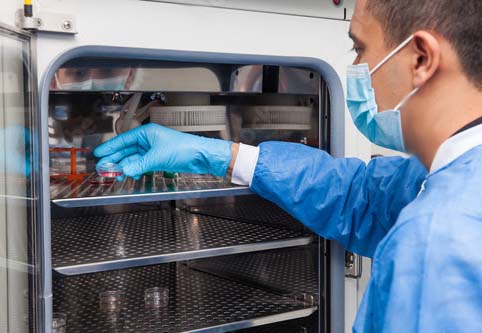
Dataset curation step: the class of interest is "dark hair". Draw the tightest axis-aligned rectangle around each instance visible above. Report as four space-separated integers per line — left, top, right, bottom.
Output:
366 0 482 88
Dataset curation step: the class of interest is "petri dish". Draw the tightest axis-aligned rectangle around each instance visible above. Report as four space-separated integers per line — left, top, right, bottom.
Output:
163 171 178 179
89 177 115 186
99 290 125 312
144 287 169 308
52 312 67 333
96 162 123 178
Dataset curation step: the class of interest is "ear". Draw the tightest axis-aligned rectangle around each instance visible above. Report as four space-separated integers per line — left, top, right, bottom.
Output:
50 72 60 90
411 31 441 88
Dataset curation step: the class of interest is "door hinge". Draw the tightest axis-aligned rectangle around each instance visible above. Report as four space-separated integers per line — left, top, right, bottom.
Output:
345 251 362 278
15 9 77 34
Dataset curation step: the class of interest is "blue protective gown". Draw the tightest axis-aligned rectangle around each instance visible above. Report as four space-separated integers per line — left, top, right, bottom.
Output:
250 142 482 333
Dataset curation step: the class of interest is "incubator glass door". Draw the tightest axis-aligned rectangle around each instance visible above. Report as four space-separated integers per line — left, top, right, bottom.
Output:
0 24 40 332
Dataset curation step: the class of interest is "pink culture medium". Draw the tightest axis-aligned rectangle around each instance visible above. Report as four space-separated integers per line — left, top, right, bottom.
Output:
96 162 124 178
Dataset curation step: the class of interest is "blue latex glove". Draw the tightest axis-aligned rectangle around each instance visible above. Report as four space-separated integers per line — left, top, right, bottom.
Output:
0 125 31 177
94 123 232 180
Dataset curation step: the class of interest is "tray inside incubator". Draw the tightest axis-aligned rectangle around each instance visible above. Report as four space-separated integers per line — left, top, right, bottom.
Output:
188 246 319 304
50 173 251 208
52 207 313 275
186 195 308 232
53 263 317 333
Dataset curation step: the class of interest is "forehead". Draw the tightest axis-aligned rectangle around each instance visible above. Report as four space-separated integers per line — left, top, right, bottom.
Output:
353 0 368 18
350 0 384 43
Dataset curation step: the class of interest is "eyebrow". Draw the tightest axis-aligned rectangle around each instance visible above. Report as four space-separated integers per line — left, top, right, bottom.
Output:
349 30 366 48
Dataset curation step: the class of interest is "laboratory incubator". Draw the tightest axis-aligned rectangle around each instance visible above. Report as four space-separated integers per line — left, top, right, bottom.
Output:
0 0 362 332
47 58 326 333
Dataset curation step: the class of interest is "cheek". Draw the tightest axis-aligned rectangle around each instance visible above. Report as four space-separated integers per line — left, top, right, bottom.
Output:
372 64 411 110
371 73 399 110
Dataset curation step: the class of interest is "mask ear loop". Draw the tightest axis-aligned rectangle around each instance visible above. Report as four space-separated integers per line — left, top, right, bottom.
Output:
370 35 415 75
394 87 419 110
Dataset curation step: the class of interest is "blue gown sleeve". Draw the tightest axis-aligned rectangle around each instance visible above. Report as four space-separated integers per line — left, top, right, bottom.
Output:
250 141 427 257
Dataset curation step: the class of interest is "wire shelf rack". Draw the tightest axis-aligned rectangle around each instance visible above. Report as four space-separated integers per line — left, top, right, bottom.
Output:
50 173 251 207
189 246 319 303
52 208 313 275
53 264 317 332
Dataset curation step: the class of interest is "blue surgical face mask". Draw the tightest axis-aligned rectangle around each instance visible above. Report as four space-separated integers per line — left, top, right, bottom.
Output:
59 79 94 91
346 35 419 152
91 76 129 91
54 73 128 91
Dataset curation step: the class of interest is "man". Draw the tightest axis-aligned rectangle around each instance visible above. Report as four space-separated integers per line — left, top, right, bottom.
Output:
94 0 482 331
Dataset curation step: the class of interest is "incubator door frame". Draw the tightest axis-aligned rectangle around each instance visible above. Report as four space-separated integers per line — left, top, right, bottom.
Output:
39 47 347 333
0 22 43 333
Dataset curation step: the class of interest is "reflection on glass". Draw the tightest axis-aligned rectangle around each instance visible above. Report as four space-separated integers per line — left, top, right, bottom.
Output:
49 62 224 92
52 67 136 91
0 27 37 331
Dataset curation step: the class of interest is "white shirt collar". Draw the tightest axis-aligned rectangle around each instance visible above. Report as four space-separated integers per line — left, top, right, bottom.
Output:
430 123 482 173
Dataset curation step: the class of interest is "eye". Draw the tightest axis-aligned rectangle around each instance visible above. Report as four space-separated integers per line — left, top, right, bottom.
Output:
350 46 363 54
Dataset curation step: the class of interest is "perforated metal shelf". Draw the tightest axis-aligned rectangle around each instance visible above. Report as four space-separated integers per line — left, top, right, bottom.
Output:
187 196 308 231
53 264 317 333
236 316 317 333
52 208 313 275
189 246 319 303
51 173 251 208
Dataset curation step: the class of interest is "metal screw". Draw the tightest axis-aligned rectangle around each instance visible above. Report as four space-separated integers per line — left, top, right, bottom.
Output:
62 20 72 31
112 92 123 104
36 18 42 27
150 92 167 103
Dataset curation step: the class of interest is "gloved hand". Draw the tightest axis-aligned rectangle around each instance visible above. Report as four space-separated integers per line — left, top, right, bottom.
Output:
94 123 233 180
0 125 31 177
